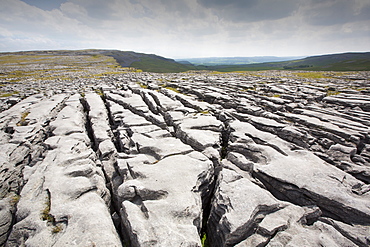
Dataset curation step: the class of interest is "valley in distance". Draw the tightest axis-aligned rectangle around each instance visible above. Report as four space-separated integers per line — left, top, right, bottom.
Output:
0 49 370 247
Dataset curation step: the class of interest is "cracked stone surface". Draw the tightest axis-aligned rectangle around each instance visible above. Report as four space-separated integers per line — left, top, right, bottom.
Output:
1 70 370 246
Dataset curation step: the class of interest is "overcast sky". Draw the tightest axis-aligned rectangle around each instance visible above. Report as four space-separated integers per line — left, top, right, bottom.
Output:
0 0 369 58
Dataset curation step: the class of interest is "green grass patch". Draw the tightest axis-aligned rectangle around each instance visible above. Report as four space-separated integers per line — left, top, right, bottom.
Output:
201 232 209 247
94 88 104 96
41 195 54 223
86 70 128 78
198 110 210 114
137 82 148 89
293 72 330 79
0 55 46 65
40 190 63 233
327 90 341 96
17 111 30 126
51 225 63 234
164 86 180 93
0 91 19 97
213 65 280 72
10 194 21 206
131 57 193 73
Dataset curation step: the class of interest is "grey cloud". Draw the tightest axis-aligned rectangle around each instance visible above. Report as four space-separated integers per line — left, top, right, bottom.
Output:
68 0 116 20
21 0 67 11
197 0 298 22
86 4 113 19
360 4 370 20
67 0 193 21
304 0 370 26
198 0 258 8
2 0 369 57
159 0 191 13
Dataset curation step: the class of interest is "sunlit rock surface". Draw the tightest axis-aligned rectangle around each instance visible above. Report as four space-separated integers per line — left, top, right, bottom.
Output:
1 70 370 246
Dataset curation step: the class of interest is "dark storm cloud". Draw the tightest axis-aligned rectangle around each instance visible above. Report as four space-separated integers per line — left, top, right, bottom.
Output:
159 0 191 13
197 0 298 22
304 0 370 26
197 0 258 9
70 0 116 20
21 0 67 11
1 0 369 57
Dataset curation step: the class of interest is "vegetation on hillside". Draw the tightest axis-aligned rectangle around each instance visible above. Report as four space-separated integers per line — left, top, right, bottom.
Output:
0 50 369 73
178 56 304 66
0 51 128 82
131 57 195 73
208 52 370 72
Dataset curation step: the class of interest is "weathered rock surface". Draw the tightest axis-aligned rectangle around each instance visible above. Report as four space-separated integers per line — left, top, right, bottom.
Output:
208 168 357 247
1 70 370 246
105 89 214 246
6 94 121 247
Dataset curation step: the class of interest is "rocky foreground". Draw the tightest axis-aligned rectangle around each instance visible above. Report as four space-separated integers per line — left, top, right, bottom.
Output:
1 70 370 246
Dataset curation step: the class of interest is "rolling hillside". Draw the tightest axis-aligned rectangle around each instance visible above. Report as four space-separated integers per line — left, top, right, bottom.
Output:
125 51 370 72
209 52 370 71
177 56 304 66
1 50 369 72
103 50 195 73
0 49 194 73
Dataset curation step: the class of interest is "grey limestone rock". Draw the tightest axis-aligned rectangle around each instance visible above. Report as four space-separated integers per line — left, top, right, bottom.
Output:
107 96 215 246
173 114 222 153
324 93 370 111
119 154 213 246
1 70 370 246
208 168 357 247
6 94 122 247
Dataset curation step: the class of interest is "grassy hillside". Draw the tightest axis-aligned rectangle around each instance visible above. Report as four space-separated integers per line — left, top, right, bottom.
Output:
178 56 304 66
90 50 198 73
0 49 197 73
130 56 195 73
1 50 369 73
296 52 370 70
209 52 370 72
102 50 195 72
0 50 126 82
81 50 195 72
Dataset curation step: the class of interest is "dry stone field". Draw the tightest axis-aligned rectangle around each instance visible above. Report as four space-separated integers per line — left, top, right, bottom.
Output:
1 61 370 246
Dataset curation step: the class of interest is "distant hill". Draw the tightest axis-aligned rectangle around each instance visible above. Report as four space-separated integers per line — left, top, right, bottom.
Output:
208 52 370 72
177 56 304 66
0 49 194 73
1 50 369 72
102 50 195 73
